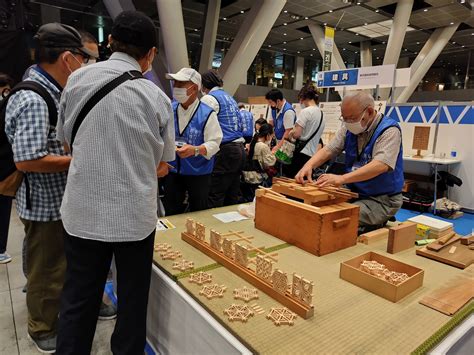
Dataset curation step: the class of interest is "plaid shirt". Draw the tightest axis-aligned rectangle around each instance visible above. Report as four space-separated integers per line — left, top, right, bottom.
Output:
4 67 68 221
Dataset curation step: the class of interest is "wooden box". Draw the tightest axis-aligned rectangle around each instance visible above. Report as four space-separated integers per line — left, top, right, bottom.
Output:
255 192 359 256
340 252 424 302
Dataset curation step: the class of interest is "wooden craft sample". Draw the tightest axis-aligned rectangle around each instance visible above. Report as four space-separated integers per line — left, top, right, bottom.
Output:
387 222 417 254
222 238 235 259
437 231 456 245
199 284 227 299
210 229 223 251
256 255 273 282
250 304 265 315
224 304 254 322
412 126 430 157
255 189 359 256
359 260 409 285
196 222 206 241
154 243 171 252
233 286 259 302
186 218 195 235
234 243 250 268
272 269 289 295
188 271 213 285
172 259 194 272
359 228 389 245
426 235 460 252
267 307 297 326
420 272 474 315
292 273 314 307
417 240 474 269
160 250 182 260
460 235 474 245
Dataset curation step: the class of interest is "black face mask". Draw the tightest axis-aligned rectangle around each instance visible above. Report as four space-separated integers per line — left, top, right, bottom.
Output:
270 106 277 112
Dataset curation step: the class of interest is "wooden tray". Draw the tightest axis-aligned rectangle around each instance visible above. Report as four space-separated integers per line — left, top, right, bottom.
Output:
416 240 474 269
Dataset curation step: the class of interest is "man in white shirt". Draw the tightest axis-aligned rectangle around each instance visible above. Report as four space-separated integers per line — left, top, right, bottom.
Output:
163 68 223 214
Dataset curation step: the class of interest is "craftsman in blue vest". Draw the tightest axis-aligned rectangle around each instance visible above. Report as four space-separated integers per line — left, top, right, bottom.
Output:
237 102 254 143
163 68 223 215
265 88 296 152
295 92 404 234
201 70 245 208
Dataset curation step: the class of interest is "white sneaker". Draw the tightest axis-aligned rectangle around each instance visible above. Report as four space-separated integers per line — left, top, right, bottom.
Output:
0 252 12 264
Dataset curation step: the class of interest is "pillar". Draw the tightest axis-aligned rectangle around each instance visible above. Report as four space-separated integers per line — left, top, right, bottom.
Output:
293 56 304 90
199 0 221 72
360 41 372 67
383 0 414 66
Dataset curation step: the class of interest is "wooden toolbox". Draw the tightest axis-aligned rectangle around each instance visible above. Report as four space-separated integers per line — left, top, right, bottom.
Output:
340 252 424 302
254 178 360 256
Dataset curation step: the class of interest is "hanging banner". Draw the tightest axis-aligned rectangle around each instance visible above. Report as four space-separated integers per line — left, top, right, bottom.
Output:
317 65 397 88
323 26 334 72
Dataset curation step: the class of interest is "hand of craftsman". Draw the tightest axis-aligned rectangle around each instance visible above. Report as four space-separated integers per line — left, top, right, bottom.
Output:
315 173 345 187
295 164 314 184
176 144 196 158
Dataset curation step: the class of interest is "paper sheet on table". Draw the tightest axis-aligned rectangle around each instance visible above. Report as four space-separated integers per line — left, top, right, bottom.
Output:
156 218 176 231
212 211 249 223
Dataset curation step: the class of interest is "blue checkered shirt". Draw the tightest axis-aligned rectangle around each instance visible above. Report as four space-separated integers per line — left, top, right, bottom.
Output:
4 68 68 221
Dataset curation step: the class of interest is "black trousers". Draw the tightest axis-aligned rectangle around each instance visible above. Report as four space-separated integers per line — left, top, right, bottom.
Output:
0 195 12 253
162 173 211 215
56 231 155 355
284 152 311 178
208 143 245 208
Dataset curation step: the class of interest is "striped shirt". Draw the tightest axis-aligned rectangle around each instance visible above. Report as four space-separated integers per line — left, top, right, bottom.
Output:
57 52 175 242
5 67 68 222
326 113 401 170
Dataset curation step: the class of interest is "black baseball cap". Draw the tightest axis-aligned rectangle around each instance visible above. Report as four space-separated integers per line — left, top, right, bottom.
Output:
34 23 97 58
111 11 157 50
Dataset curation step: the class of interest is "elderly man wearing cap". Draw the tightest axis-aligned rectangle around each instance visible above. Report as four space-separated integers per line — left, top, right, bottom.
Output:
162 68 223 215
4 23 95 353
55 11 175 354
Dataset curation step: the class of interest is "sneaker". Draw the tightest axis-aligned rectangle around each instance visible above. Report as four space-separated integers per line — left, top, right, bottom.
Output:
27 334 56 354
98 301 117 320
0 252 12 264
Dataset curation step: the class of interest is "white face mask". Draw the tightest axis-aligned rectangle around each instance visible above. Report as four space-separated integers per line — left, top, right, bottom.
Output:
344 108 368 135
173 87 191 103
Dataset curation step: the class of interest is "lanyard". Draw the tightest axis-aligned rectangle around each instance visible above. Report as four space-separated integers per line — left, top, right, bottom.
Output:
357 114 384 161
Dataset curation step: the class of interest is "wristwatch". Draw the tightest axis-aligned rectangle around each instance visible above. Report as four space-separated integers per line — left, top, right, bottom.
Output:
194 147 200 157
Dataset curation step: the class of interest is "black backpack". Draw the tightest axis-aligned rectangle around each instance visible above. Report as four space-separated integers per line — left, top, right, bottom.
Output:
0 81 57 197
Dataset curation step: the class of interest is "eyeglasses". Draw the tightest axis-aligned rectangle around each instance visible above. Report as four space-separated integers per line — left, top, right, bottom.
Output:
339 106 368 123
70 50 93 64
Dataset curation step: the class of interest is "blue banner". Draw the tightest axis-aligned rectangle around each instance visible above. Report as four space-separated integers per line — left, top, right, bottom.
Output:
318 69 359 87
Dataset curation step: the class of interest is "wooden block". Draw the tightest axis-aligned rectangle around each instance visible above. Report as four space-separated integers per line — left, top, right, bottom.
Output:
460 235 474 245
449 246 457 254
437 231 456 245
426 236 460 251
387 222 417 254
333 217 350 229
359 228 389 245
416 240 474 269
420 272 474 315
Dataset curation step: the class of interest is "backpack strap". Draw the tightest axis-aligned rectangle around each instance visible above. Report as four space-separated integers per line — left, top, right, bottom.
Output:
70 70 144 151
5 81 58 129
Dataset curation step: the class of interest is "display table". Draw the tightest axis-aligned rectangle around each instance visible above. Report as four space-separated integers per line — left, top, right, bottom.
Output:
147 205 472 354
403 155 462 214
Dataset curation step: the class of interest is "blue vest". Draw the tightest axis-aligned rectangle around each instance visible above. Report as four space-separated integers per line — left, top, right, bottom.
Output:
344 115 404 197
170 101 215 176
209 89 243 143
240 109 254 138
271 101 295 140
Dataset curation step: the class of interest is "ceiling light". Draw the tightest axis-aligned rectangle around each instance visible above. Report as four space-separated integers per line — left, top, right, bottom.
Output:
283 22 287 25
310 54 313 57
462 45 465 48
416 41 420 44
355 33 359 36
324 22 327 26
343 48 346 50
348 41 352 43
355 51 358 54
375 9 380 13
312 48 316 51
329 10 333 13
452 41 456 44
305 16 309 20
223 17 227 20
283 33 287 36
357 2 361 5
284 10 288 13
423 9 428 12
404 48 408 51
377 57 380 59
300 37 304 40
297 51 300 53
382 41 386 44
414 51 418 54
283 41 287 44
283 48 287 51
194 28 198 31
241 10 245 14
450 22 454 25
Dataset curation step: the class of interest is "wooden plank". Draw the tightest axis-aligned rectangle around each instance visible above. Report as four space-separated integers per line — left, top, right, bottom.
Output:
416 240 474 269
420 273 474 315
460 235 474 245
181 232 314 319
387 222 417 254
359 228 389 245
437 231 456 245
426 235 460 251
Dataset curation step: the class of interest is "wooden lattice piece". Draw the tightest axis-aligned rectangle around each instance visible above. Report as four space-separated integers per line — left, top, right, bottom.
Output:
154 243 171 252
172 259 194 272
224 304 255 322
235 244 250 267
186 218 195 235
160 250 182 260
222 238 235 259
256 255 273 282
210 230 222 252
196 222 206 241
233 286 259 302
188 271 213 285
199 284 227 299
251 303 265 315
291 273 314 306
272 269 289 295
267 307 297 326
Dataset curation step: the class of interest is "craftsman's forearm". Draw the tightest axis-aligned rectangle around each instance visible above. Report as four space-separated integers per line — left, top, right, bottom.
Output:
341 160 389 184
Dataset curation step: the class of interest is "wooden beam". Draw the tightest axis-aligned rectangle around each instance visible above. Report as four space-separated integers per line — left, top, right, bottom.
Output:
182 232 314 319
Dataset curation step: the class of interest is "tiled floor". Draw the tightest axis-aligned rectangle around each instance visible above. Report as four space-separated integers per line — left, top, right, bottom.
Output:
0 206 115 354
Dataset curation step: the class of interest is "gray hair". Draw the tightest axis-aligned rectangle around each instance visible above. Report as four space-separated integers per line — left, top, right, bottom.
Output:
342 91 375 109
